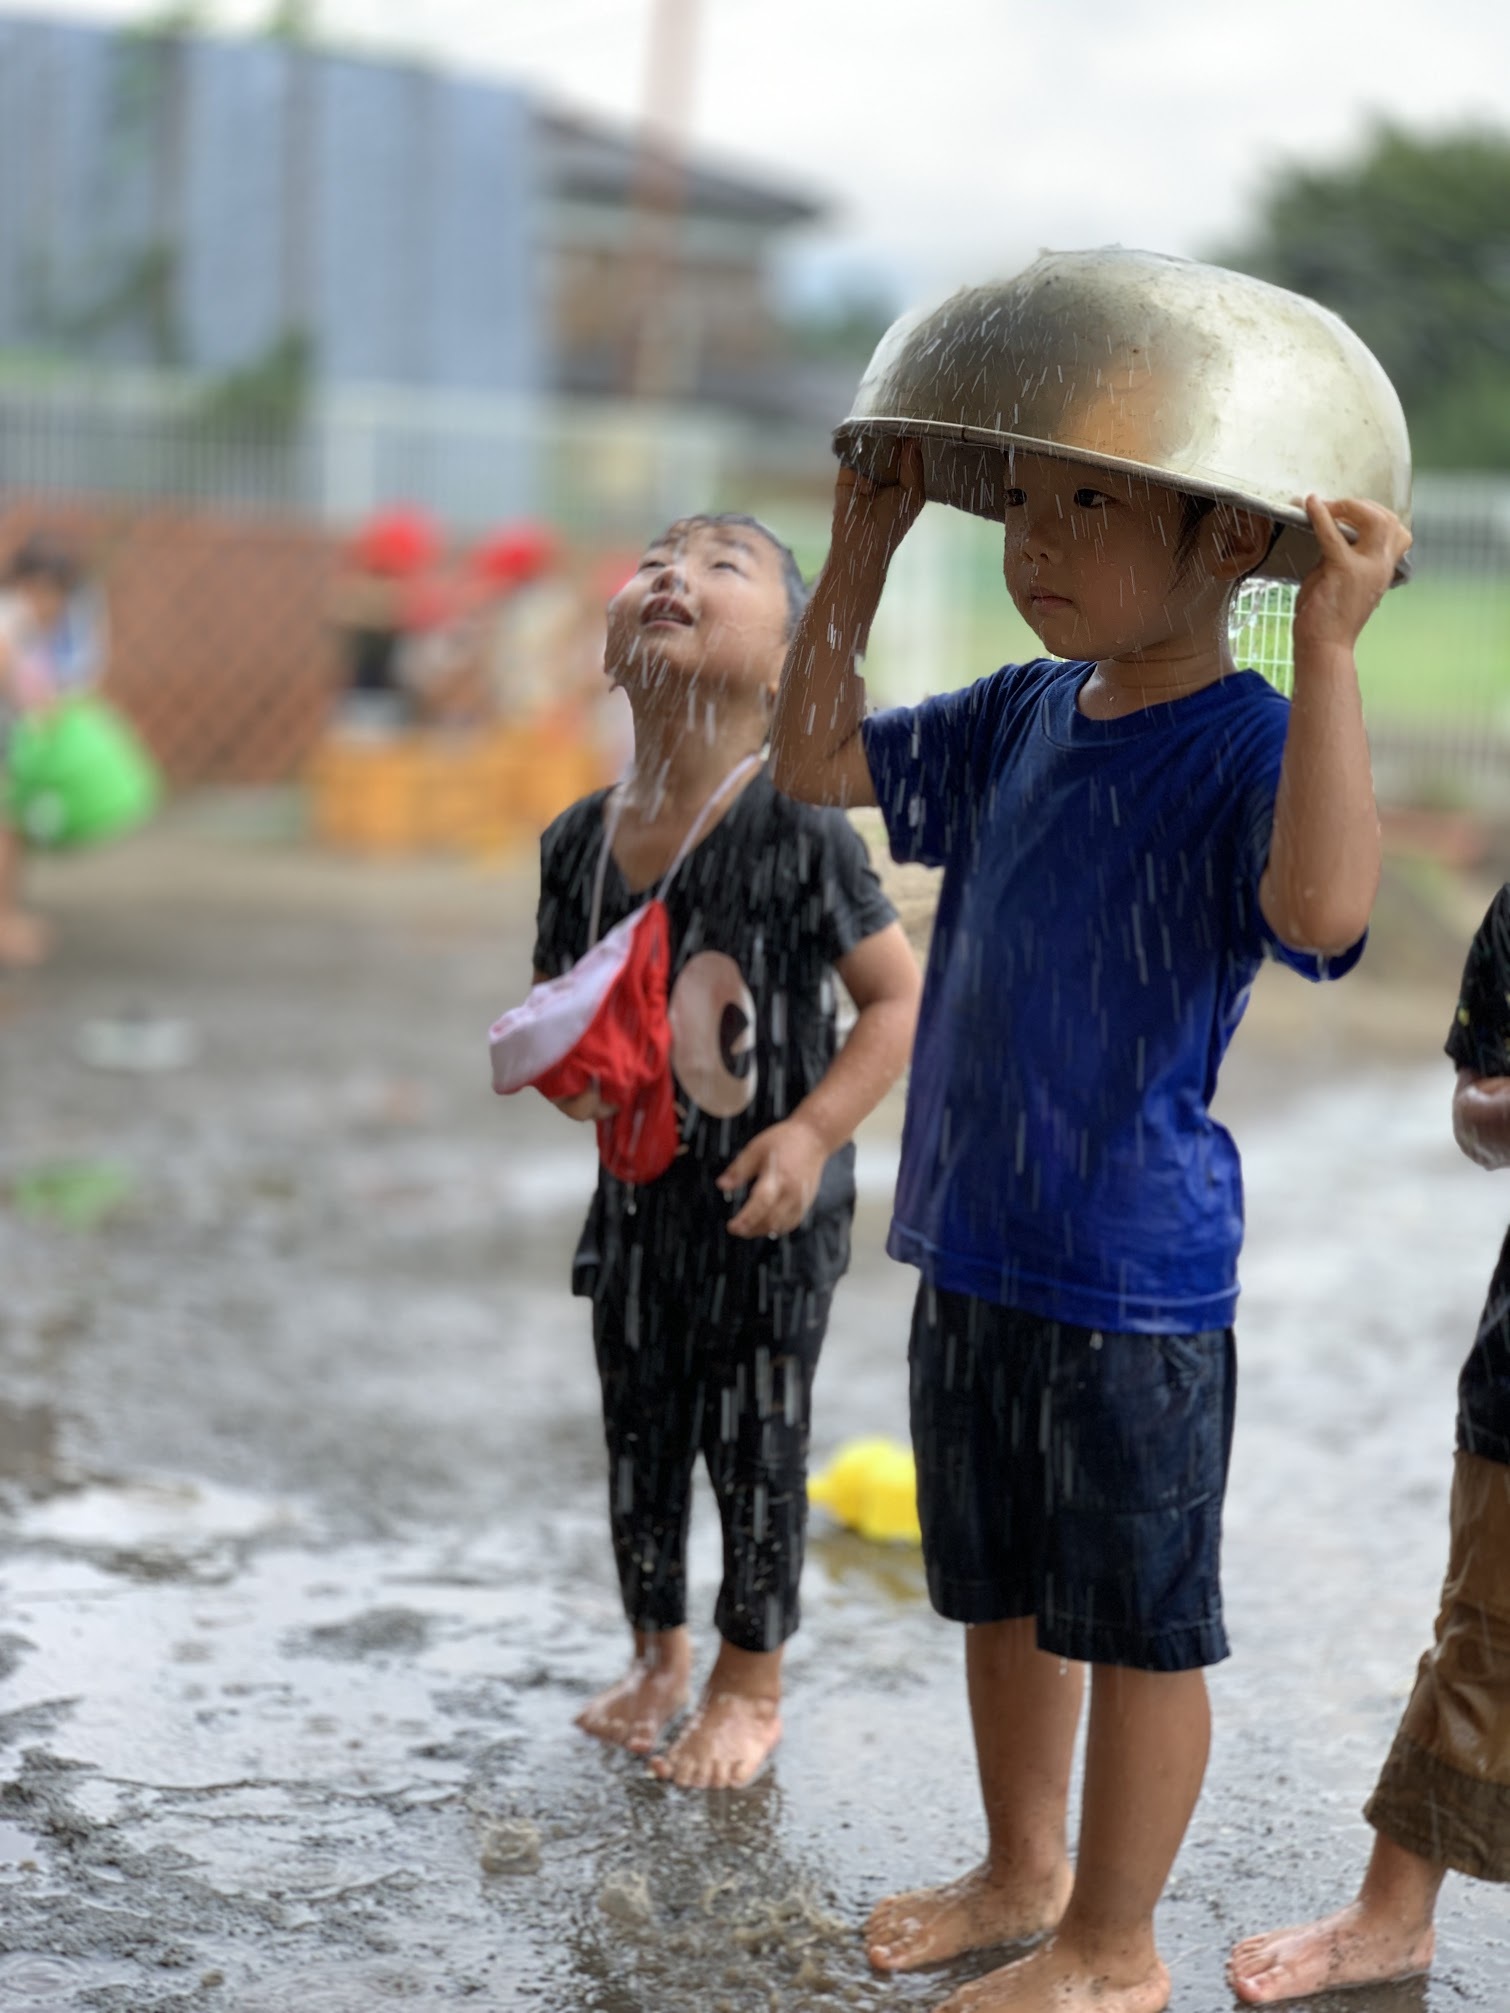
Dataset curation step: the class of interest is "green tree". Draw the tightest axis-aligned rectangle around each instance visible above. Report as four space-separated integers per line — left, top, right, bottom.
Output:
1213 123 1510 469
264 0 316 44
781 283 898 367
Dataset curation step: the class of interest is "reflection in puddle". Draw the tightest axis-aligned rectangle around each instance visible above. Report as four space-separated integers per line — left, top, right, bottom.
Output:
0 1819 40 1879
0 1954 137 2002
0 1401 61 1491
231 1964 437 2010
14 1475 299 1561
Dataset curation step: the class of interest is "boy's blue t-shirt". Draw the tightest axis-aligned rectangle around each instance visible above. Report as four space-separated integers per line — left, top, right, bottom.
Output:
862 658 1363 1334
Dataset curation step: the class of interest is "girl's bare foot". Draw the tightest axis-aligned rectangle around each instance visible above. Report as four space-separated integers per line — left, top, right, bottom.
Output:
649 1639 782 1789
1228 1903 1436 2004
936 1932 1170 2012
650 1690 780 1788
866 1858 1074 1973
575 1628 690 1756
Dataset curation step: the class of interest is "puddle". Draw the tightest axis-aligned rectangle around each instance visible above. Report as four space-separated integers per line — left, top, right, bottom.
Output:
0 1817 41 1879
229 1962 458 2010
0 1402 62 1491
291 1605 434 1660
0 1955 141 2003
13 1476 300 1562
74 1014 199 1074
3 846 1509 2013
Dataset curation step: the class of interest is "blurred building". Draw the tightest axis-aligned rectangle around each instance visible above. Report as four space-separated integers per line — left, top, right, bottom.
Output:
0 16 829 441
0 18 538 397
0 15 842 790
539 109 824 420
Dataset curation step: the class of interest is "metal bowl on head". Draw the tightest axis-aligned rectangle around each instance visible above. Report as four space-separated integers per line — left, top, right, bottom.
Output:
834 247 1413 585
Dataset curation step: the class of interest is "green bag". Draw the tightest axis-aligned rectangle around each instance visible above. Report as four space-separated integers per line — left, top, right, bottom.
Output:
5 696 161 849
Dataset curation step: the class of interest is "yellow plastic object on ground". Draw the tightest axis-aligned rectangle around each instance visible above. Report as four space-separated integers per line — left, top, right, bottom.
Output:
808 1437 922 1545
307 725 606 858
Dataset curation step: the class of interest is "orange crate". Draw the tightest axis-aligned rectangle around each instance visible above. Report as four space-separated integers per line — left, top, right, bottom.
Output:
308 740 427 854
412 740 494 849
308 727 611 856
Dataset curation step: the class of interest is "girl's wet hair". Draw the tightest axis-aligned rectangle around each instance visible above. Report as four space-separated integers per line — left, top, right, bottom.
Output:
661 513 809 634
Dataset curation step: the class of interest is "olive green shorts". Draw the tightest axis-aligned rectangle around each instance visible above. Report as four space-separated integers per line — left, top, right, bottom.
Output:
1365 1450 1510 1882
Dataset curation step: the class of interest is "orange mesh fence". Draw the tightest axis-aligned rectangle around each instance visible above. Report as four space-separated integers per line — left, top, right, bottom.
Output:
0 500 337 787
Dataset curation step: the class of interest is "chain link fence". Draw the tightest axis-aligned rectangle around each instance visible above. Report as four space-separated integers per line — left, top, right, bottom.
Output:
3 370 1507 805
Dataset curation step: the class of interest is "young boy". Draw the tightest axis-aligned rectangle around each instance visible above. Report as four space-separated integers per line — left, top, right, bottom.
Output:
1229 890 1510 2003
531 512 919 1790
771 442 1411 2011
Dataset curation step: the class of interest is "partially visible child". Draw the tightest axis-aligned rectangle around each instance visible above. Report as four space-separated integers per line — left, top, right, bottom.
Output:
773 442 1410 2012
324 507 440 733
530 512 919 1789
1229 890 1510 2003
0 534 105 965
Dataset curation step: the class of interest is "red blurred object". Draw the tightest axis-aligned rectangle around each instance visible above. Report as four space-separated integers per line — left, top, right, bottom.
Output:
350 507 440 578
396 575 457 634
470 522 560 590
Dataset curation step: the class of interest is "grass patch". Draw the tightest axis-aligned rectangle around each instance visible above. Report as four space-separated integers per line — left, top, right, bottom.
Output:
1355 574 1510 723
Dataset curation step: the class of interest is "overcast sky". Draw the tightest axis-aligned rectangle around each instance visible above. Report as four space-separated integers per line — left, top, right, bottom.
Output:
27 0 1510 311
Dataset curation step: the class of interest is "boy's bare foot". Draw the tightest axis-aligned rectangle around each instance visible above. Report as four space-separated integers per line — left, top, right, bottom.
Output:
575 1629 690 1756
935 1933 1170 2012
866 1858 1073 1972
1228 1903 1435 2004
0 909 52 967
649 1639 782 1789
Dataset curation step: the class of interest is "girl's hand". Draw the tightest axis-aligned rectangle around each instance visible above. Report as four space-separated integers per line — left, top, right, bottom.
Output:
553 1083 618 1122
830 439 927 582
1452 1070 1510 1171
1293 496 1413 656
718 1117 828 1239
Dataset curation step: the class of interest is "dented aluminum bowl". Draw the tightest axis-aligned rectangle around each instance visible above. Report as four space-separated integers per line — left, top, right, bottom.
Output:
834 247 1413 584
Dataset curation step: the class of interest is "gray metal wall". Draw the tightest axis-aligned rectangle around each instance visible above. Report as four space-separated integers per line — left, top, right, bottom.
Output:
0 15 541 399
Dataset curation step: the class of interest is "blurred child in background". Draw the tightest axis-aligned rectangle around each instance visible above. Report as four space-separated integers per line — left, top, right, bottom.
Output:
0 533 107 964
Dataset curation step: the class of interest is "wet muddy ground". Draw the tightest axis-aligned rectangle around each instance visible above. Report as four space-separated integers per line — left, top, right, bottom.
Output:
2 807 1508 2011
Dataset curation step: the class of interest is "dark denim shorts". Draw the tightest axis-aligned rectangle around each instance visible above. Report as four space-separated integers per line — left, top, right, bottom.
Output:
909 1286 1236 1672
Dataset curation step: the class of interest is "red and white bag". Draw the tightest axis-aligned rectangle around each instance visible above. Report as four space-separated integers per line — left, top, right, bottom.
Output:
489 758 759 1186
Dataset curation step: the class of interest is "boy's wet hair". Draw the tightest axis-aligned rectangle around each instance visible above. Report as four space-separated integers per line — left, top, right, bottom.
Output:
5 532 81 596
662 513 809 634
1173 494 1218 575
1172 493 1279 582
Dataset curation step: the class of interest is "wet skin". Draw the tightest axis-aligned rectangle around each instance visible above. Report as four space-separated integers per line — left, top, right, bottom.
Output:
650 1641 784 1790
862 1594 1208 2013
867 1860 1073 1973
931 1934 1171 2013
1227 1833 1442 2002
575 1627 692 1755
576 1633 786 1791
